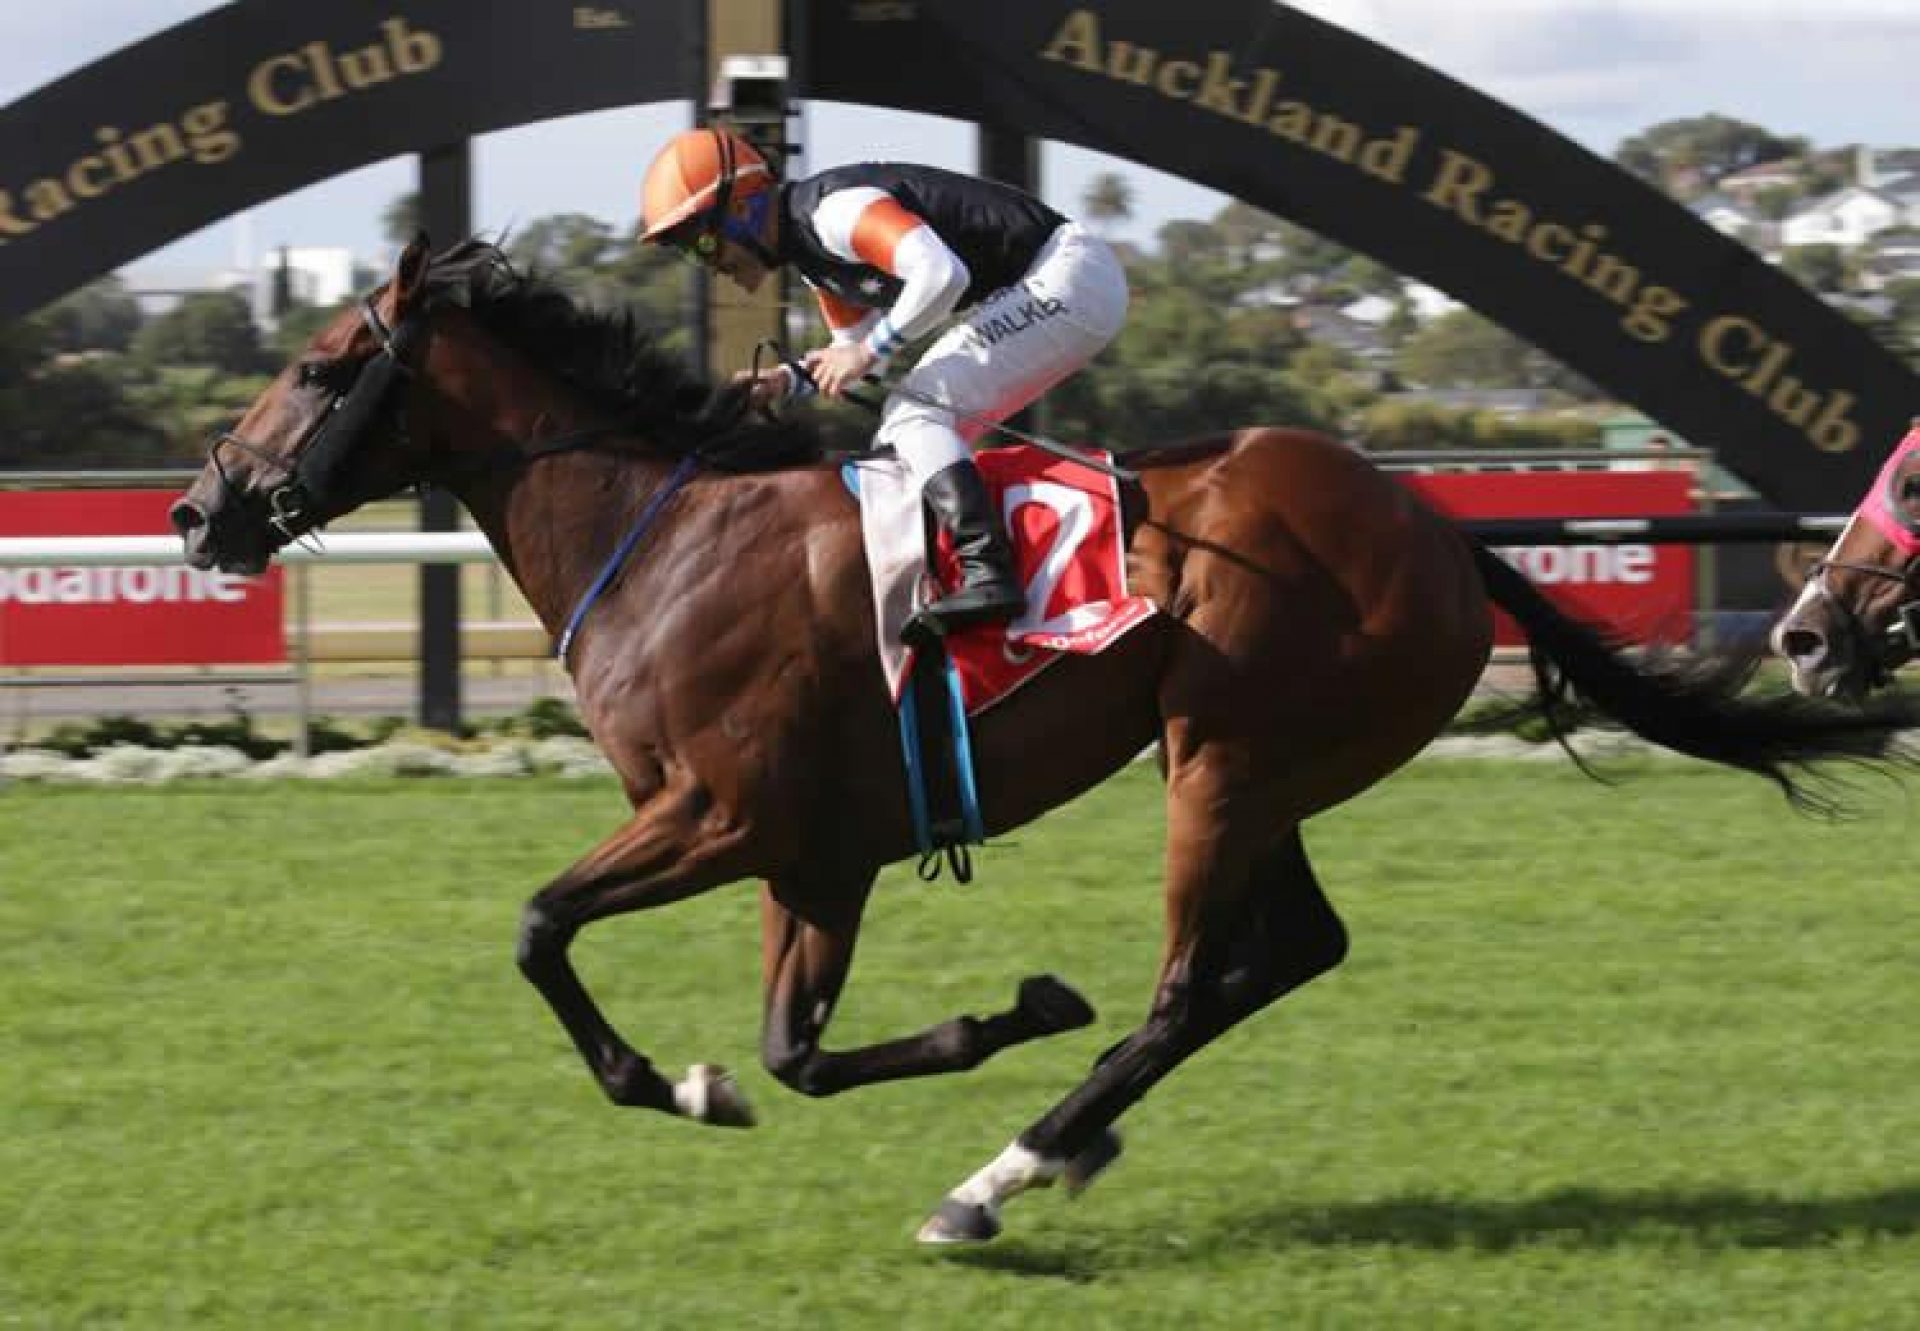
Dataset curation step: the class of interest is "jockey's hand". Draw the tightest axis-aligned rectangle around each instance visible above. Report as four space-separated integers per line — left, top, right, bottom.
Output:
730 368 791 411
803 342 879 399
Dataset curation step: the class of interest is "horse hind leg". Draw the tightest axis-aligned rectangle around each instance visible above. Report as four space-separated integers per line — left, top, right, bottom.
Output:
758 873 1097 1098
917 824 1347 1244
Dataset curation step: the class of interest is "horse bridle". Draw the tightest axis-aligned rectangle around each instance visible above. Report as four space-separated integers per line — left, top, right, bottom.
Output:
207 296 432 542
1804 455 1920 677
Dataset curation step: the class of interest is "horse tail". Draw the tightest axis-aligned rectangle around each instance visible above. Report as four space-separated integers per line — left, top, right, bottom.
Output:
1469 540 1920 810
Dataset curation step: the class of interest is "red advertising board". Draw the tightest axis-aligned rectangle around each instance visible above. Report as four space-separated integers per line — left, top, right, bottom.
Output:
0 490 285 666
1402 470 1696 646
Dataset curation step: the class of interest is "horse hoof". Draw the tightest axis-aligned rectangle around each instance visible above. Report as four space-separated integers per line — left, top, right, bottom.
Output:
916 1197 1001 1246
1016 974 1096 1034
1064 1128 1122 1197
676 1063 756 1128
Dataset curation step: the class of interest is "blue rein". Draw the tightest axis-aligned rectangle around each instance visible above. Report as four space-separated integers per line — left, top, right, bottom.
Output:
555 453 701 664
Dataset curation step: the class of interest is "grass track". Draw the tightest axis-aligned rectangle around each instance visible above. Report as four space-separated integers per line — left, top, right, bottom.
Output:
3 760 1918 1328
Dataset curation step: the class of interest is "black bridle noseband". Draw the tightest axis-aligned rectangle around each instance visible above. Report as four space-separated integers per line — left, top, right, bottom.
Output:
208 297 432 543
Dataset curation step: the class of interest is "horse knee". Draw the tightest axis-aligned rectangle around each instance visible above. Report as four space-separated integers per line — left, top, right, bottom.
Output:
762 1039 836 1098
515 903 575 975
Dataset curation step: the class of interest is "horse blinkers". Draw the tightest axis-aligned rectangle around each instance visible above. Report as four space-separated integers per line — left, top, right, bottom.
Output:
213 297 432 542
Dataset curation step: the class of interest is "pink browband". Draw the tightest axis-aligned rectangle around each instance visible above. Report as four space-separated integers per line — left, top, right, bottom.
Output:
1857 426 1920 558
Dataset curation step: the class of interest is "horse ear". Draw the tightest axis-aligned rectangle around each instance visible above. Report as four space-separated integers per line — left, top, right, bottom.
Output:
392 231 432 314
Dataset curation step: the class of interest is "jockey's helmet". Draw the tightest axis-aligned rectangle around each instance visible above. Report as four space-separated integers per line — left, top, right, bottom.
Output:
639 128 774 251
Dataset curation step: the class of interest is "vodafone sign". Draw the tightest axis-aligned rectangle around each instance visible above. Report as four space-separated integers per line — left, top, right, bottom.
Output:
1402 470 1696 646
0 490 284 666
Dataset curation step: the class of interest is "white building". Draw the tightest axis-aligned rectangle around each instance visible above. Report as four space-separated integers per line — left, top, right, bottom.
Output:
1779 186 1906 249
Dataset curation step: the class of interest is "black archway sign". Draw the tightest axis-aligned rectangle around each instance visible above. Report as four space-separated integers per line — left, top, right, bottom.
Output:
3 0 1914 508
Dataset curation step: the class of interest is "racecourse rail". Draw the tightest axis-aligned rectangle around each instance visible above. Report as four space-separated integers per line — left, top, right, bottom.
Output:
0 516 1848 754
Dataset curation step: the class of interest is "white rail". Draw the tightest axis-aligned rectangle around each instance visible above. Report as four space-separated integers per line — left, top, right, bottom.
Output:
0 532 496 566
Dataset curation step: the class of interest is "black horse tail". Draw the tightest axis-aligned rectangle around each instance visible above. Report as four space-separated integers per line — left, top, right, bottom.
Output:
1470 541 1920 810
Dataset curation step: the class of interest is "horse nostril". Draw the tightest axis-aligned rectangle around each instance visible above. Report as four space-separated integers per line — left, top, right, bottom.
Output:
169 500 207 537
1778 627 1826 663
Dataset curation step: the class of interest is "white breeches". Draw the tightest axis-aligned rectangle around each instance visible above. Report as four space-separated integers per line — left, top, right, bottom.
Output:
876 223 1129 482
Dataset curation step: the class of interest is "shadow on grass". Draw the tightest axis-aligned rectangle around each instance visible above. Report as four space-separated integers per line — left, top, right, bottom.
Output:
945 1185 1920 1279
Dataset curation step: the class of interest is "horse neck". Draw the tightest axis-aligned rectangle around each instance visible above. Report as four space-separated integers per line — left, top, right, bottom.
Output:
423 333 684 641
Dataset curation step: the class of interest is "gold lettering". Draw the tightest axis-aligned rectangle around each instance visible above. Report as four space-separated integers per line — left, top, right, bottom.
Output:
0 190 36 238
126 124 186 173
24 178 76 222
304 42 345 100
1768 374 1821 428
1193 53 1246 117
1359 126 1418 183
383 17 443 72
337 43 396 91
1240 69 1279 127
1527 222 1572 263
1809 390 1860 453
1483 198 1531 244
1423 149 1492 221
1621 286 1686 343
1106 41 1157 85
1308 114 1362 163
66 155 110 199
1156 59 1200 99
1267 100 1313 142
1582 254 1640 305
1700 315 1766 378
250 53 315 115
1040 8 1103 71
93 127 140 182
180 102 240 165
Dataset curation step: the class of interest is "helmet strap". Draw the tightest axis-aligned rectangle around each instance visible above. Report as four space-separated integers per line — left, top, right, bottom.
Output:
722 191 779 267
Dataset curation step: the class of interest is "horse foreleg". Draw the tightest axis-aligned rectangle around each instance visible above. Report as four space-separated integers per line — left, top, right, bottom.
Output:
918 822 1348 1244
516 786 755 1125
758 875 1096 1098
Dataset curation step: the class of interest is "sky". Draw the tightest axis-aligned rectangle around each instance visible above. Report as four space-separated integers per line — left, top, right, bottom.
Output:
5 0 1920 278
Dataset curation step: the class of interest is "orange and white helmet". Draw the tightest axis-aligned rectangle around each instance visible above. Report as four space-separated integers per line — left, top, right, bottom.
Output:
639 128 774 245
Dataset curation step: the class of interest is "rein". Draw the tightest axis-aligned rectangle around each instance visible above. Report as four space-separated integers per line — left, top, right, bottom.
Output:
554 452 701 664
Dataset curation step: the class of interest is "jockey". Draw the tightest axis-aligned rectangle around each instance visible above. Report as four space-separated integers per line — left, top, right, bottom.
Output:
638 127 1130 637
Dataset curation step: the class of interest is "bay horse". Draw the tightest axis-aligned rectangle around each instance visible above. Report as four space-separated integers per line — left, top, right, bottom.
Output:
172 237 1919 1245
1774 420 1920 702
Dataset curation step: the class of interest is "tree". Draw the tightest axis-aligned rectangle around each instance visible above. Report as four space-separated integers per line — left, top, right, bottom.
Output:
1396 309 1555 388
34 277 144 353
132 290 266 375
1081 171 1134 238
1778 243 1848 295
1613 115 1808 196
382 191 422 249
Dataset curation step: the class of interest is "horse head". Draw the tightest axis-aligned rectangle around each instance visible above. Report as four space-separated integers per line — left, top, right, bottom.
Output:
171 235 439 574
1773 423 1920 700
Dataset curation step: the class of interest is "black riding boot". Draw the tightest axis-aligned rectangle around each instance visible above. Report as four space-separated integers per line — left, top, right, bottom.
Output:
909 460 1026 639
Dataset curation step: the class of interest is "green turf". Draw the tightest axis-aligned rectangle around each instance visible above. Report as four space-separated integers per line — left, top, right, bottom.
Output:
3 761 1918 1329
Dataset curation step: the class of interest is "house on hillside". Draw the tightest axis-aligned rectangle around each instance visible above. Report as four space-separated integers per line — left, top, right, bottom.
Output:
1716 157 1803 201
1780 185 1906 248
1288 304 1390 361
1860 226 1920 289
1688 192 1778 252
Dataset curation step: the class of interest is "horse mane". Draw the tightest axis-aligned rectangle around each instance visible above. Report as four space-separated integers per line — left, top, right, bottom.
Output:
422 237 824 472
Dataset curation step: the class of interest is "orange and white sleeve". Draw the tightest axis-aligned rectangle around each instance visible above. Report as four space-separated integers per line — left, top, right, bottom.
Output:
809 185 970 367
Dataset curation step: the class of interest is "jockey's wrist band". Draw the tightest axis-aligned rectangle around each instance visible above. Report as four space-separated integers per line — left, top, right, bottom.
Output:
864 316 906 362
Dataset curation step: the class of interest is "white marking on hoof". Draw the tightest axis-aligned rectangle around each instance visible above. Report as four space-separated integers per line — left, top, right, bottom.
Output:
673 1063 756 1128
917 1198 1001 1245
919 1138 1067 1245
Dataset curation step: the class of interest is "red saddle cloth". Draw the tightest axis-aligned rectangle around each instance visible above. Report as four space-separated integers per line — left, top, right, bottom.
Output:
853 445 1158 716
